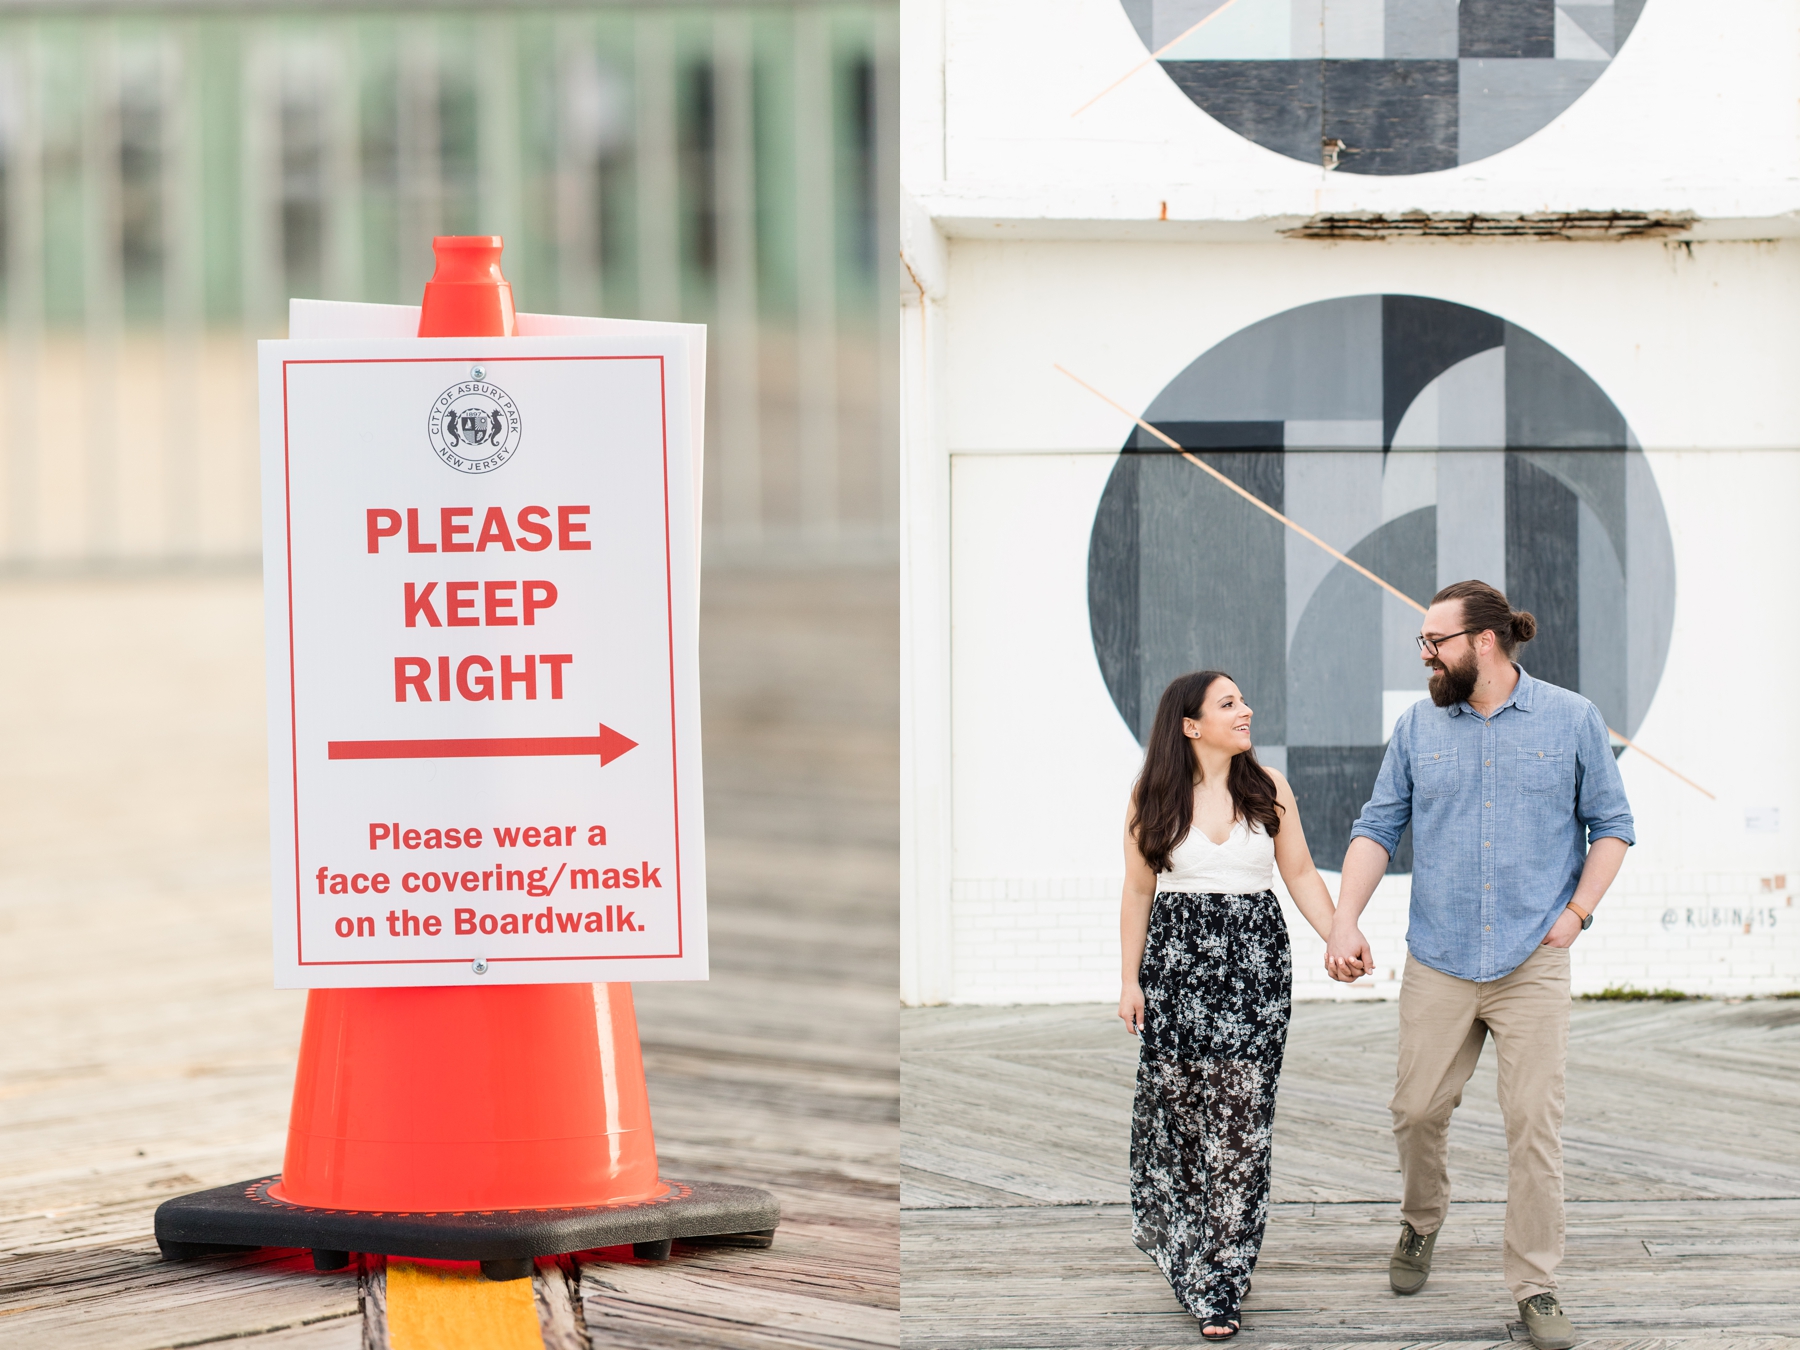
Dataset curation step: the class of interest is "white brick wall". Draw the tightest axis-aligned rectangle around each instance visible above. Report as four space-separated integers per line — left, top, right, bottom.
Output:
947 871 1798 1004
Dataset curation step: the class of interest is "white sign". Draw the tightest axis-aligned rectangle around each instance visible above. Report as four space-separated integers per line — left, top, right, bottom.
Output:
260 327 706 987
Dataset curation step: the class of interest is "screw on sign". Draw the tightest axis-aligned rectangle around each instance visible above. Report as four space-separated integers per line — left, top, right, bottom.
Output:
154 237 777 1283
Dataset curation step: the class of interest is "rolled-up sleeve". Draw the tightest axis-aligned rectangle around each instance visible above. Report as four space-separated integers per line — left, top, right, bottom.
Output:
1576 704 1636 847
1349 712 1415 856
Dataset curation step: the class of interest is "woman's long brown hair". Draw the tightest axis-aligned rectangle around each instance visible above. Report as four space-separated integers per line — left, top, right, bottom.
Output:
1130 670 1282 874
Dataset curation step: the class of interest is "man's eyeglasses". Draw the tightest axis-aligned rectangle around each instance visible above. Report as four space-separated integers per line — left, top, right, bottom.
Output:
1415 629 1476 657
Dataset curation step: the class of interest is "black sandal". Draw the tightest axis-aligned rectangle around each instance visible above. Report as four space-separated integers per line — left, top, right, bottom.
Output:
1200 1313 1240 1340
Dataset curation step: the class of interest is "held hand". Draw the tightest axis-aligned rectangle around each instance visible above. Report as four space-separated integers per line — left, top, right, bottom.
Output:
1541 908 1583 948
1325 924 1373 983
1119 984 1145 1036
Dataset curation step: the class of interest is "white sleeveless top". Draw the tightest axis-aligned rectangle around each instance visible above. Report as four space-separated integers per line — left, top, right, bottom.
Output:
1157 817 1276 894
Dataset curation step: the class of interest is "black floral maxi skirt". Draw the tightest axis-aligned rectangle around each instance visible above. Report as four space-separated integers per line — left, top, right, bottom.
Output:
1131 889 1292 1320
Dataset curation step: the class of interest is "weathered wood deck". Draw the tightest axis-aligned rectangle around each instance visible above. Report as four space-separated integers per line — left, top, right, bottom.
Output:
0 566 898 1348
902 998 1800 1349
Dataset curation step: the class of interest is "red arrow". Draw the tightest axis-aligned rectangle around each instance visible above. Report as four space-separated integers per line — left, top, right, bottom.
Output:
327 723 638 766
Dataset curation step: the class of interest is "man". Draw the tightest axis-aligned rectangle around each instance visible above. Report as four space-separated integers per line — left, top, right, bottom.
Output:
1326 579 1634 1350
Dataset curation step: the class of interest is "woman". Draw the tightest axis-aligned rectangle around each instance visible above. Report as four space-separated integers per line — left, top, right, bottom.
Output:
1119 670 1343 1339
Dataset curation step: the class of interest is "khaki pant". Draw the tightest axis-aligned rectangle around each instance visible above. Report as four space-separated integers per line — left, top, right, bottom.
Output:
1391 945 1570 1302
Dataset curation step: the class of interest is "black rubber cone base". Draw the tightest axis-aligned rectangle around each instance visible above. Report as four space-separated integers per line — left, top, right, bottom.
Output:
155 1177 778 1279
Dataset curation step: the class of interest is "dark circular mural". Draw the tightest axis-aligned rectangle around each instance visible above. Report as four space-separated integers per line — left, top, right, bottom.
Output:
1086 294 1675 871
1122 0 1646 174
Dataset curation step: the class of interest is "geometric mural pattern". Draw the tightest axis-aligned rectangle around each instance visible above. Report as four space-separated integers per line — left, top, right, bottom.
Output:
1119 0 1647 173
1087 295 1676 872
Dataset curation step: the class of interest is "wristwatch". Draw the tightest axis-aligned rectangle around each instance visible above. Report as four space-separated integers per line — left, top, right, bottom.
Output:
1566 902 1593 931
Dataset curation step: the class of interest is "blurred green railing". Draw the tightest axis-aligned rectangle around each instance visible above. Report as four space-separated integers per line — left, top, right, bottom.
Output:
0 2 896 566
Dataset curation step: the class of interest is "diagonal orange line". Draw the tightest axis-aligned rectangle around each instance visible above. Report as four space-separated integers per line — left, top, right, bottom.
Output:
1072 0 1247 117
1054 362 1717 800
1606 730 1715 800
1054 363 1428 612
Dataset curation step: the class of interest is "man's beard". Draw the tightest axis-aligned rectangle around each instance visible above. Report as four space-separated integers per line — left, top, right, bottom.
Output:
1428 651 1479 707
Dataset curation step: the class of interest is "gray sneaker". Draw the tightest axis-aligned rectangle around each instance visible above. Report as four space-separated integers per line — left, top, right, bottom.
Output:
1388 1221 1437 1294
1518 1294 1577 1349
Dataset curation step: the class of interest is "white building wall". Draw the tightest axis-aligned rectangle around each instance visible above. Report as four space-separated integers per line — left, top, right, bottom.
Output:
901 0 1800 1004
924 0 1800 234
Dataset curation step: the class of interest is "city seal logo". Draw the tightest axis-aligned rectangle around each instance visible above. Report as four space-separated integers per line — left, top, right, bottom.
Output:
428 377 521 474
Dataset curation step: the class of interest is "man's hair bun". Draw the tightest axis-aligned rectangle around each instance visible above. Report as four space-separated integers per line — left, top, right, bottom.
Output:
1430 579 1539 656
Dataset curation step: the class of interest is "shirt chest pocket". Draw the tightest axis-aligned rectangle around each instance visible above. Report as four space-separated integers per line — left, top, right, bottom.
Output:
1415 748 1461 800
1518 748 1568 795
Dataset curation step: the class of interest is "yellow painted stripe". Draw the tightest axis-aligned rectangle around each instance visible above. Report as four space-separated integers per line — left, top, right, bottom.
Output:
387 1260 544 1350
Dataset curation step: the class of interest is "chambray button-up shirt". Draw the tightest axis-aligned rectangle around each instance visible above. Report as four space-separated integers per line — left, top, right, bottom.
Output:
1349 665 1635 983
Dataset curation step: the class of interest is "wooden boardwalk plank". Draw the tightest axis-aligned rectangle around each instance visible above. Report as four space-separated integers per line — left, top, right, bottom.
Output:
0 568 899 1349
580 1198 899 1350
0 1246 361 1350
903 1200 1800 1348
902 999 1800 1348
903 1001 1800 1210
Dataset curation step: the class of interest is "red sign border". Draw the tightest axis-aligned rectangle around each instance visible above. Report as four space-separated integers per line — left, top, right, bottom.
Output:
278 353 686 970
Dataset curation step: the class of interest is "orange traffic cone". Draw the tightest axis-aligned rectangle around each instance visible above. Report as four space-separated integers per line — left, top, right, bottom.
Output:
416 232 518 338
272 240 660 1216
154 236 775 1279
272 983 663 1212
